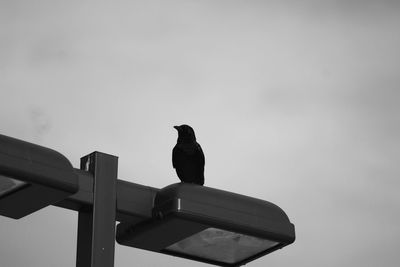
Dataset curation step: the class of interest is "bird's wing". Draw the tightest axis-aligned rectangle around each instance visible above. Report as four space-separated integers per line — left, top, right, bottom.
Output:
197 143 205 167
172 145 181 169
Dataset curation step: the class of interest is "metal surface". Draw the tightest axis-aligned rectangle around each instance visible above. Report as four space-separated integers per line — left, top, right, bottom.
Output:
116 183 295 267
0 176 27 197
0 134 78 190
154 183 295 243
55 172 158 224
0 133 79 219
76 152 118 267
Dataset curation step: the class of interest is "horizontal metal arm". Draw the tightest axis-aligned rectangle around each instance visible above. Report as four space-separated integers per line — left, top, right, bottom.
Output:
55 169 159 225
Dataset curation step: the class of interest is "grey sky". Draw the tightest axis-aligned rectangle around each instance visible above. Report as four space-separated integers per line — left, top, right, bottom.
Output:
1 1 400 266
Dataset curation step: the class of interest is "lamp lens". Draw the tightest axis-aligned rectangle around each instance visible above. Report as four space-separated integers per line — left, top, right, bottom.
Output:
166 227 279 264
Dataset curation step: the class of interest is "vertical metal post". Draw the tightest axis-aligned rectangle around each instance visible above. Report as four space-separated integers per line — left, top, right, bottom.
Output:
76 152 118 267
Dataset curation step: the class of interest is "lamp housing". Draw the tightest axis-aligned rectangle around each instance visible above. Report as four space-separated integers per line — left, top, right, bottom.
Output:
0 134 78 219
116 183 295 266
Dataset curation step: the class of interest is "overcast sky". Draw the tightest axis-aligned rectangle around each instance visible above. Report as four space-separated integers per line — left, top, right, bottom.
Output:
1 1 400 266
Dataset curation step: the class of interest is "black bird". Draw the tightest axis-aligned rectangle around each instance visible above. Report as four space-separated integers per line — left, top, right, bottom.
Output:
173 124 205 185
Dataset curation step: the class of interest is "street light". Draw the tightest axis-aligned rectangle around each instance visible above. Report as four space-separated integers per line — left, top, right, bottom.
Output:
0 134 79 219
116 183 295 266
1 133 295 267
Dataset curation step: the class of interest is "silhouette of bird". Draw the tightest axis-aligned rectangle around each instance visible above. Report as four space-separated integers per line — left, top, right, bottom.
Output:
173 124 205 185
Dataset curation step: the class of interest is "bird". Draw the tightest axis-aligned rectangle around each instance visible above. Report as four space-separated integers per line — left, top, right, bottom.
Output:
172 124 205 185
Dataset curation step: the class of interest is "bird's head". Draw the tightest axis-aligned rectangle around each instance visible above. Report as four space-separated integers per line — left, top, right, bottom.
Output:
174 124 196 142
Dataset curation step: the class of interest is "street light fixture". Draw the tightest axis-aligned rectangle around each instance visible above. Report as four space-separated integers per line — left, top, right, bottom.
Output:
116 183 295 266
0 134 79 219
1 133 295 266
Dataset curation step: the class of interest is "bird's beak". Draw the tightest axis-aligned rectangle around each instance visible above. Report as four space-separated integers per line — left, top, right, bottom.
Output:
173 126 179 131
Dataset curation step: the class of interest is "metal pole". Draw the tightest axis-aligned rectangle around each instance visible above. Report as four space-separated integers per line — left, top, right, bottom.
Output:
76 152 118 267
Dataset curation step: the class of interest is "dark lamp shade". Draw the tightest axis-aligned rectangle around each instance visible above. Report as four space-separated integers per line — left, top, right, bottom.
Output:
0 134 78 219
116 183 295 266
